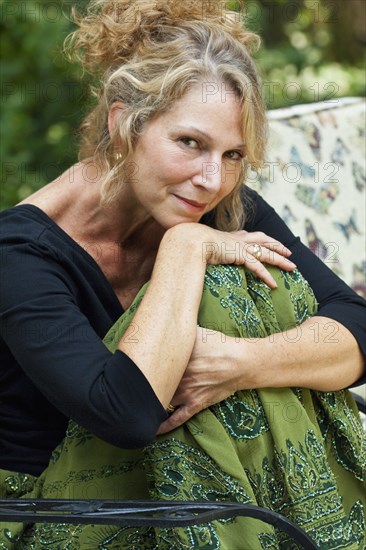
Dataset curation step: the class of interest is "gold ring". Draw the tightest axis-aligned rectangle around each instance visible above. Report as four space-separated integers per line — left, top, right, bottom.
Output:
166 404 175 414
252 244 262 260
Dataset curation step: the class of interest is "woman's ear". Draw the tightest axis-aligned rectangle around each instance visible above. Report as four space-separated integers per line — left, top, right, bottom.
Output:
108 102 127 139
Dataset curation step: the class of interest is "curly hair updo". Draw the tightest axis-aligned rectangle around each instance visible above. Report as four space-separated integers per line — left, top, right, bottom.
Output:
66 0 267 230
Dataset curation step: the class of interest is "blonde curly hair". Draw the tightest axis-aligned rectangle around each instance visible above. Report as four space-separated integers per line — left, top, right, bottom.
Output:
66 0 267 230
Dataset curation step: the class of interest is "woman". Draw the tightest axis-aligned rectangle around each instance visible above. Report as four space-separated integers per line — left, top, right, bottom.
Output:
1 0 365 548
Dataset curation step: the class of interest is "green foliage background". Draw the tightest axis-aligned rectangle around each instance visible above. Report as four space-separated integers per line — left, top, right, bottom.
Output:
1 0 365 209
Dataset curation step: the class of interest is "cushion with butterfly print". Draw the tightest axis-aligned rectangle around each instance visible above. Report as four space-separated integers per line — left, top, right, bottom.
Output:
249 97 365 297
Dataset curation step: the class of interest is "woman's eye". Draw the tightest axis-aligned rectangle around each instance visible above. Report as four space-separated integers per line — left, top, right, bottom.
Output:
181 137 200 149
226 150 243 161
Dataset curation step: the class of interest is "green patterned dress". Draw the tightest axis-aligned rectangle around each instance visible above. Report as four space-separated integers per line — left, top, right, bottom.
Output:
1 266 365 549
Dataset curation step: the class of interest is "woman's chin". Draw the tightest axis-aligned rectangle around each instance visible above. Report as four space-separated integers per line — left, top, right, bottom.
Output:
163 216 202 229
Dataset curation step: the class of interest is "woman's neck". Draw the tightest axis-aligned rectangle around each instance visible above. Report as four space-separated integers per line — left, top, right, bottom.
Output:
18 161 166 253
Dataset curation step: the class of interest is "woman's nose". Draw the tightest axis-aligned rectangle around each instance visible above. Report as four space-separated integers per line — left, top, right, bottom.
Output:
192 161 223 192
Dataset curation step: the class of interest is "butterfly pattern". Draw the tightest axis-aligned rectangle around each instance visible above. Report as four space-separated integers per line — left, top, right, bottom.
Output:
252 98 365 296
305 218 331 260
289 146 316 178
333 209 362 242
304 218 343 276
295 181 339 214
331 137 350 166
353 161 366 191
282 204 298 225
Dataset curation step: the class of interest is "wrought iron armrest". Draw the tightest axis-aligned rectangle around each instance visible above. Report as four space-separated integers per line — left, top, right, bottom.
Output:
0 499 319 549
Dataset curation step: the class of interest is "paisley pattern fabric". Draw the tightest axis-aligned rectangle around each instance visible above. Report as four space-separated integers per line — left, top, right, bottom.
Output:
1 265 365 549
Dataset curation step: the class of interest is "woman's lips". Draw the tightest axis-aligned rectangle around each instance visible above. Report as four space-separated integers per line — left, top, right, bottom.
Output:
173 195 208 211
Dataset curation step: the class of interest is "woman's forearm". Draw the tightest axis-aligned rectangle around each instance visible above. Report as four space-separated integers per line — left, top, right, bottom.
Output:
118 224 207 408
235 316 365 391
157 302 365 435
118 223 299 408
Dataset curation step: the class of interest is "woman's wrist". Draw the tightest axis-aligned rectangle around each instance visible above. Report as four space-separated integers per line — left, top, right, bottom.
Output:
231 333 313 391
161 223 216 266
229 336 264 390
231 318 365 392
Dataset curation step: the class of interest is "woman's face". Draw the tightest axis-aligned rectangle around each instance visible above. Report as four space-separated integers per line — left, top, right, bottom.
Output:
121 83 245 229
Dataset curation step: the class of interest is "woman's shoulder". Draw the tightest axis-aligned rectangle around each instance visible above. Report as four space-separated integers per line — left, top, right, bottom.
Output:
0 204 75 260
0 204 55 242
0 204 92 272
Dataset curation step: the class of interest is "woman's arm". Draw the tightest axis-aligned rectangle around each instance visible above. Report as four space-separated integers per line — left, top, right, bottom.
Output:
0 208 295 451
159 318 364 435
200 189 366 365
119 224 207 409
158 315 364 435
235 316 364 391
119 221 296 408
244 188 366 363
158 190 365 433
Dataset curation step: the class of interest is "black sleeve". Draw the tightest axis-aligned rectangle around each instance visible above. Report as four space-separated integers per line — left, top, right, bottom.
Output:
0 241 167 448
244 188 366 386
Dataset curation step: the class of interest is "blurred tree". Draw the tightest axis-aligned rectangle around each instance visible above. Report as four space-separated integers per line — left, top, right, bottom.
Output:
246 0 366 107
0 0 89 208
328 0 366 63
1 0 365 210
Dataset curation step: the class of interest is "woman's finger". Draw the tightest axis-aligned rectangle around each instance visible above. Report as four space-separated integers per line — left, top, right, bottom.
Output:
204 228 297 287
232 231 292 257
244 243 297 270
224 243 296 288
240 257 278 288
157 404 198 434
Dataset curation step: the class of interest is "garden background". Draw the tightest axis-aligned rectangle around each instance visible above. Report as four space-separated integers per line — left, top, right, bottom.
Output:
1 0 365 209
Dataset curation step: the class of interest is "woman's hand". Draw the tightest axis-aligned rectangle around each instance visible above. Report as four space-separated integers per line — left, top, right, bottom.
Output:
196 225 296 288
157 326 246 434
157 318 365 434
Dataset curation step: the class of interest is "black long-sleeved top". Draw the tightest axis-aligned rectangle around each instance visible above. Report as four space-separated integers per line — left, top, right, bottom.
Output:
1 188 365 476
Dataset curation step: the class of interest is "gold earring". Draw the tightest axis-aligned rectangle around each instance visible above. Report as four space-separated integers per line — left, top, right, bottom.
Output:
115 152 122 161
